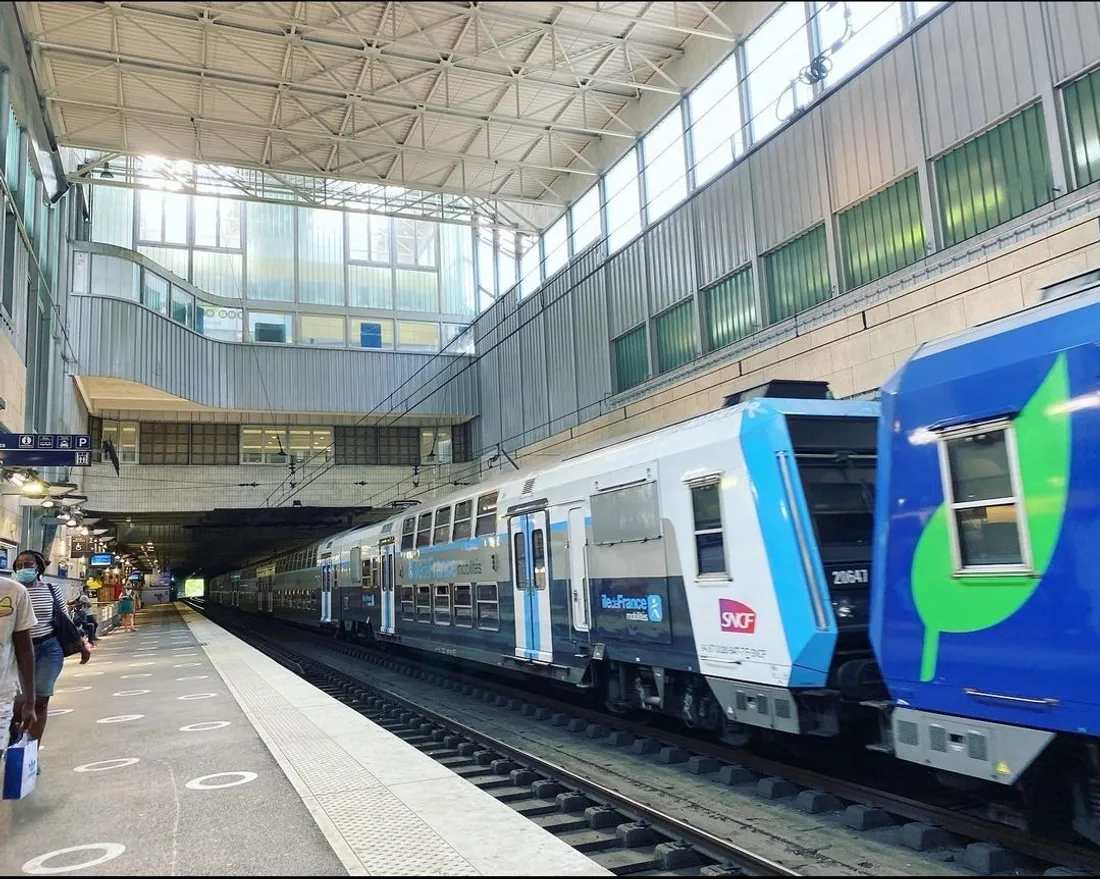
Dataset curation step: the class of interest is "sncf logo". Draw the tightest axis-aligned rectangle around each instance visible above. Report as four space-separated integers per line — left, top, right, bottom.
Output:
719 599 756 634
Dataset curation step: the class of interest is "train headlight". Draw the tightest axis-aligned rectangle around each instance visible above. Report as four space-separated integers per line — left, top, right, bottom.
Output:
833 596 854 620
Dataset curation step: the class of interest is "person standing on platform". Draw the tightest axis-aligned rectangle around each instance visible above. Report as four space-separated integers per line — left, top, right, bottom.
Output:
11 550 90 749
118 585 136 632
0 572 36 754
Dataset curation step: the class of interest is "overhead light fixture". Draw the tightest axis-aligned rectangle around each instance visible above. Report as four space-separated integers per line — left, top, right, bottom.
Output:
6 471 26 487
40 499 55 509
22 478 47 497
100 161 114 180
56 511 70 522
65 518 78 528
79 526 89 536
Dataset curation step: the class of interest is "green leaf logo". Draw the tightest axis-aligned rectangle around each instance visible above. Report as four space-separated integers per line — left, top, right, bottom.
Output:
911 354 1071 682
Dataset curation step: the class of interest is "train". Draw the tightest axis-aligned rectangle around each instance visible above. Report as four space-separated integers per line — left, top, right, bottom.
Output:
209 268 1100 843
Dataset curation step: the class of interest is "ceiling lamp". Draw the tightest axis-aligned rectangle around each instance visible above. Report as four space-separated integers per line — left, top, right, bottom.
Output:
56 511 70 522
6 470 26 487
65 518 78 528
40 499 55 509
22 478 47 497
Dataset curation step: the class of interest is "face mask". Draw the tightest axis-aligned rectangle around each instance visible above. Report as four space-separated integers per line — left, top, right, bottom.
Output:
14 568 37 584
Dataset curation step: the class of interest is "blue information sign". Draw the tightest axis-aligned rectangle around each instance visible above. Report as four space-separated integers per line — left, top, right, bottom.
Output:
0 434 93 467
0 434 92 450
89 553 113 567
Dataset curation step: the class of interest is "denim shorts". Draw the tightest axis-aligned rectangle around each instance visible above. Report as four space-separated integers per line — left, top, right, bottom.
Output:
33 636 65 699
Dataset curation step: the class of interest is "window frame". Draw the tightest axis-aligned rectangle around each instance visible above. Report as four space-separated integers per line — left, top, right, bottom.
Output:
415 512 432 548
432 506 452 545
935 419 1033 575
453 583 474 627
687 475 728 579
400 585 415 621
433 583 451 625
476 582 499 631
452 500 473 540
475 492 498 537
400 517 416 551
415 584 432 622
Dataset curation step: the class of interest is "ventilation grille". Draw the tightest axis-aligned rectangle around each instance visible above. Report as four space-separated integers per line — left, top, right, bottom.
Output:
522 477 536 495
929 726 947 752
968 733 988 762
896 720 919 747
757 695 769 715
736 692 748 711
775 699 791 720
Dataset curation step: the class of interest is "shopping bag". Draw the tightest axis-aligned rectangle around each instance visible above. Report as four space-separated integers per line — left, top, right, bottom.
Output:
2 735 38 800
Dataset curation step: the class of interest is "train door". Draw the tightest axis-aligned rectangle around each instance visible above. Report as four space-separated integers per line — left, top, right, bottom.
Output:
510 510 553 663
320 553 333 623
566 506 591 635
379 539 396 635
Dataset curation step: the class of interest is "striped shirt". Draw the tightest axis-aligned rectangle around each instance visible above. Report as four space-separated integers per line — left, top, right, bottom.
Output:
27 581 57 640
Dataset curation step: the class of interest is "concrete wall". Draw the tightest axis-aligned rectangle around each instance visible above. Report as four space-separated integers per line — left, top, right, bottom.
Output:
514 212 1100 462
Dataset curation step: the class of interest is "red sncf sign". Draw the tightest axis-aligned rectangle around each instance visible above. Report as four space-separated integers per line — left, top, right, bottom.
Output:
719 599 756 634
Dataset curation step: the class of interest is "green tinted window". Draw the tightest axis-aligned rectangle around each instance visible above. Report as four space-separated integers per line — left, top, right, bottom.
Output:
838 173 926 289
613 325 648 393
653 299 695 374
1064 67 1100 188
702 266 756 352
936 103 1052 248
763 225 831 324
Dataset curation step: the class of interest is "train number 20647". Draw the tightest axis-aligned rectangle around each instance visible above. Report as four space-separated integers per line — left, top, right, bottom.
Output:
831 569 869 585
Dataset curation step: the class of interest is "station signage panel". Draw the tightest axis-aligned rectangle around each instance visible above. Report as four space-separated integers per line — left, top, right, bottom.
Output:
89 553 113 567
0 434 94 467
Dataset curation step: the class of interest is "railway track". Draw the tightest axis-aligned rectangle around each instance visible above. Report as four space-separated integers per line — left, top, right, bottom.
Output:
191 601 1096 876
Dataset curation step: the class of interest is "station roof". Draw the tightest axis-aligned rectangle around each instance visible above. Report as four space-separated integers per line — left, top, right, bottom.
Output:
17 1 738 225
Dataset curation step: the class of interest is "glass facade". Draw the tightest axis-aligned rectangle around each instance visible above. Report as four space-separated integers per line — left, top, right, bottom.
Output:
613 325 649 393
701 267 756 353
653 299 696 374
838 173 926 290
764 226 831 324
936 103 1052 248
1064 66 1100 189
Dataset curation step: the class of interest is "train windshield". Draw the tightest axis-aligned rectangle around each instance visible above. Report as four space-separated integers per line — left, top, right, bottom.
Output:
797 457 875 556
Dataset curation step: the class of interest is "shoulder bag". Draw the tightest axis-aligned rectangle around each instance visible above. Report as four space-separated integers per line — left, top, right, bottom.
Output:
48 585 85 657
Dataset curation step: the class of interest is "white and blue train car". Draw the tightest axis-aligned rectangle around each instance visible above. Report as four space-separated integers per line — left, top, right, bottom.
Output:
211 386 883 739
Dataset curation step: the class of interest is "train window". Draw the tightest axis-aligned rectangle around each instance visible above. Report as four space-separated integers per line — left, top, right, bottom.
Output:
475 492 498 537
416 513 432 548
400 586 415 621
940 425 1028 570
690 480 727 575
513 532 528 589
433 584 451 625
415 585 432 622
531 529 547 590
477 583 499 630
452 500 473 540
401 517 415 551
433 506 452 544
454 584 473 627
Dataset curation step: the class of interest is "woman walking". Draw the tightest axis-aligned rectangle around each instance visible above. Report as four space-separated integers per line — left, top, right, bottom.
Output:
10 550 91 751
119 585 136 632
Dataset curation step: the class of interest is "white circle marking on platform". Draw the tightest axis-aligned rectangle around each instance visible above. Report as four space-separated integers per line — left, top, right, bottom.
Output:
112 690 150 697
46 709 72 717
53 686 90 694
74 758 139 773
176 675 208 681
73 672 103 677
185 771 256 790
96 715 144 724
120 673 152 679
177 693 217 701
173 662 200 668
21 843 126 874
179 721 230 732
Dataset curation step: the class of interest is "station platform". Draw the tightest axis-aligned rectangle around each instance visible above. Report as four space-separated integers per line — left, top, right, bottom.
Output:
1 603 610 876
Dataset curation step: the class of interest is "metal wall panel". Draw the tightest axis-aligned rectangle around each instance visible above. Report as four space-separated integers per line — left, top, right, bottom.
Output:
496 308 526 451
645 210 697 316
543 295 578 436
519 310 550 447
1046 1 1100 82
69 295 477 417
824 41 923 210
604 239 648 338
915 1 1047 156
569 238 605 286
572 267 612 423
475 342 503 451
691 163 754 288
750 111 827 252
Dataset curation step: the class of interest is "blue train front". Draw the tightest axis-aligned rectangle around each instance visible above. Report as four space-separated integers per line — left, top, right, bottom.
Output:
873 271 1100 842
